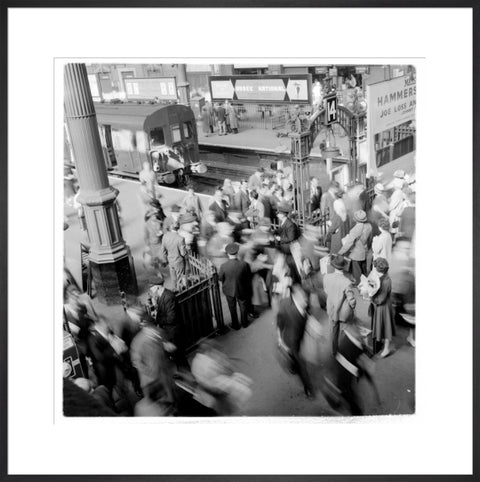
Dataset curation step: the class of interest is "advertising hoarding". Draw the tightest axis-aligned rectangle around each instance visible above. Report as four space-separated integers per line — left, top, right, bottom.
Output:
366 75 416 175
209 74 312 104
124 77 177 101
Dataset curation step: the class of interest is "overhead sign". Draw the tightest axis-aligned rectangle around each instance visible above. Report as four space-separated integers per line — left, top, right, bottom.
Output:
209 74 312 104
124 77 177 100
366 75 416 175
324 95 338 125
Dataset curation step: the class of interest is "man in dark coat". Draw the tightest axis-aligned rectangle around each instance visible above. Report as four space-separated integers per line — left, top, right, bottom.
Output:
274 202 299 253
209 187 229 222
218 243 253 330
151 274 189 369
276 284 314 398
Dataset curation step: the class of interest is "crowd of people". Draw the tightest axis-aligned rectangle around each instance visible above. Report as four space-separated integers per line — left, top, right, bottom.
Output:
199 100 240 137
64 161 416 417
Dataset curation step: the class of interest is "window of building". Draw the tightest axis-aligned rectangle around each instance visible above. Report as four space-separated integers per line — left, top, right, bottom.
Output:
150 127 165 147
171 124 182 143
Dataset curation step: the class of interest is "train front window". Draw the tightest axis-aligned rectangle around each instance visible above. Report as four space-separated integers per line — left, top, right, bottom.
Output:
183 121 193 139
150 128 165 147
171 124 182 143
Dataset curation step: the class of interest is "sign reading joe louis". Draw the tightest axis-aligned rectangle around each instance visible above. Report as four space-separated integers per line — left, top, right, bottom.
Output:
209 74 312 104
367 75 416 134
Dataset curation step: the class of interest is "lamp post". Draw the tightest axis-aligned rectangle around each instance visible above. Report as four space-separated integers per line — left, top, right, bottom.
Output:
64 63 137 304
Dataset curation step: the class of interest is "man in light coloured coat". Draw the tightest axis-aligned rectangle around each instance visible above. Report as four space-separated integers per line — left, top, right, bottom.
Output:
338 210 372 285
160 222 187 290
323 255 356 355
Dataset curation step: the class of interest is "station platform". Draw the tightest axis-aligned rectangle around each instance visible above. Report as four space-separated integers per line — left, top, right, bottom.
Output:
64 176 414 416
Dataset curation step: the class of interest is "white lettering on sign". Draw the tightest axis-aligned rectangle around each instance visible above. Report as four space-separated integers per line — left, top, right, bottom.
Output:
327 101 337 120
367 75 416 134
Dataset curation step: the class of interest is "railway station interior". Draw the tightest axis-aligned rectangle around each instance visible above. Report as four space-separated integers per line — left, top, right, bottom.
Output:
63 62 416 417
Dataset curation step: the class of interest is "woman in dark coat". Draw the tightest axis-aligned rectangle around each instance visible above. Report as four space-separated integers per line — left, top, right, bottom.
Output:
369 257 395 357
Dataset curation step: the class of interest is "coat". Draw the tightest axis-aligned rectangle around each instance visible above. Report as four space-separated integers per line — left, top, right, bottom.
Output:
320 191 336 217
226 105 239 129
130 325 174 400
200 110 210 134
338 222 372 261
87 328 118 390
218 258 252 300
372 231 392 263
276 296 307 353
310 186 323 212
233 190 250 213
327 214 351 255
154 288 179 345
275 218 300 252
160 231 186 268
209 200 228 223
370 274 395 341
323 272 356 322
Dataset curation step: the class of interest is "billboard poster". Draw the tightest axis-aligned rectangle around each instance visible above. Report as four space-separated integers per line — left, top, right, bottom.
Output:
366 75 416 175
209 74 312 104
124 77 177 100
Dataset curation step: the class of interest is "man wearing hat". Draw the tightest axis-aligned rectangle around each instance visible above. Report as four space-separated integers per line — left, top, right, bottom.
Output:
274 202 299 253
150 274 189 369
338 210 372 285
160 221 187 290
163 204 182 232
218 243 253 330
247 167 265 193
178 213 199 255
323 255 357 355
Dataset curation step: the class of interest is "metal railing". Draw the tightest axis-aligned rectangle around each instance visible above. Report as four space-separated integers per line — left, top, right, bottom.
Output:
176 253 224 350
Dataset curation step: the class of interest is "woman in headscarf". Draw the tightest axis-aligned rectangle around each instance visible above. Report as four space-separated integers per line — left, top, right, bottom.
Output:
369 257 395 357
326 197 351 255
368 183 390 237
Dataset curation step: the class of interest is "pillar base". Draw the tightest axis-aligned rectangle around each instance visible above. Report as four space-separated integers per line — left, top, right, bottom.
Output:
90 254 137 305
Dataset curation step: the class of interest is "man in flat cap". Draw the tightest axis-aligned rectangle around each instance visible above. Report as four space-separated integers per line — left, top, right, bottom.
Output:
218 243 253 330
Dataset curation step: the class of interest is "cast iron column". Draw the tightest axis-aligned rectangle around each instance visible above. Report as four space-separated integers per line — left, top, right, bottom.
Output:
289 131 311 229
176 64 190 106
64 63 137 304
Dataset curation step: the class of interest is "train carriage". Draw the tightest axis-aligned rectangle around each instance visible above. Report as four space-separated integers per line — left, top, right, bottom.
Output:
94 102 204 185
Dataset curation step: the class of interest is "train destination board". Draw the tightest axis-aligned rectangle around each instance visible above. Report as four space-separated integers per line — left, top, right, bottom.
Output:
209 74 312 104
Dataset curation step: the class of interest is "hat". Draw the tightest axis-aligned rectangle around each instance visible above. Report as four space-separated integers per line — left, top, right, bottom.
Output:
179 213 197 225
225 242 239 256
331 255 347 271
393 169 405 179
277 201 292 214
170 204 181 213
374 183 385 194
354 210 367 223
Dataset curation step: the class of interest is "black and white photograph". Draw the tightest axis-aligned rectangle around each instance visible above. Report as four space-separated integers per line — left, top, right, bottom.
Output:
4 5 475 478
62 61 416 417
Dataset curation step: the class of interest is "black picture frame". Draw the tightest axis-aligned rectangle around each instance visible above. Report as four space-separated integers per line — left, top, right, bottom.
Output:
0 2 477 480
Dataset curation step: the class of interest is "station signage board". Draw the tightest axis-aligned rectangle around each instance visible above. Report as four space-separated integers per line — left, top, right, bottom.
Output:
124 77 177 101
366 74 416 175
324 94 338 125
209 74 312 104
